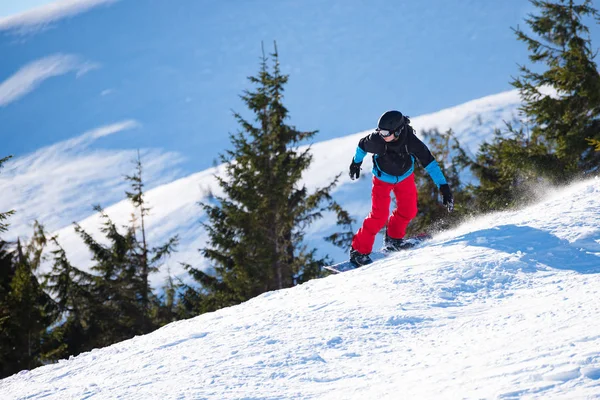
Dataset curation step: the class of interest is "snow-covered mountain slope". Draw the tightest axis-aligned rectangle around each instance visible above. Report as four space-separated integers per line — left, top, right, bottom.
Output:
31 89 522 286
2 178 599 399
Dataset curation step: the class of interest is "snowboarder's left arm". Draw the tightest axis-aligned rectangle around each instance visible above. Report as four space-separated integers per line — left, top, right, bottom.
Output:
406 130 447 188
407 130 454 211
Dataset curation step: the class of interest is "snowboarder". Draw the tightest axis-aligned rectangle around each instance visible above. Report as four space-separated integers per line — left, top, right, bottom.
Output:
348 110 453 266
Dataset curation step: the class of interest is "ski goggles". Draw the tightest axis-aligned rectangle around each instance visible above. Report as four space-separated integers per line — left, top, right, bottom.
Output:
377 128 395 137
377 124 405 138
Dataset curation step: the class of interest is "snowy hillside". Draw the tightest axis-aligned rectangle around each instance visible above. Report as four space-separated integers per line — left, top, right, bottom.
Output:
0 89 522 286
2 178 599 399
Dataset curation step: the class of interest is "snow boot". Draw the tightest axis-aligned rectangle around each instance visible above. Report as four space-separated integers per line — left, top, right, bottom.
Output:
349 248 373 267
383 234 411 252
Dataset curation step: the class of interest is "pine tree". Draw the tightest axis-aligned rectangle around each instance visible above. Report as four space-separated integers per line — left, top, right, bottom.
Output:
124 151 179 332
0 240 17 377
0 156 15 235
512 0 600 173
188 44 353 312
73 206 140 347
0 155 18 377
73 156 178 347
470 123 569 211
42 236 97 361
0 223 57 378
467 0 599 211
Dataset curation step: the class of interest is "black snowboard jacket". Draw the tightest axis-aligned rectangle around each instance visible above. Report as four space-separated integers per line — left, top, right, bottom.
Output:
353 127 447 186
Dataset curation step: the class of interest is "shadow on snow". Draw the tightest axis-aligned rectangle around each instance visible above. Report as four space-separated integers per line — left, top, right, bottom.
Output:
442 225 600 274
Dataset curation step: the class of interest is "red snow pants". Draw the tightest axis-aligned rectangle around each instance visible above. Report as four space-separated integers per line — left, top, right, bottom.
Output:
351 174 418 255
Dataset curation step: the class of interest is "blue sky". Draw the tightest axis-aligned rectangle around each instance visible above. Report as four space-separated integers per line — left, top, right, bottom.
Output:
1 0 599 176
0 0 55 17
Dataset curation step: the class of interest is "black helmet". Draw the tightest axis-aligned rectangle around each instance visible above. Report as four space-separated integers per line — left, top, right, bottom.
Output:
377 110 407 138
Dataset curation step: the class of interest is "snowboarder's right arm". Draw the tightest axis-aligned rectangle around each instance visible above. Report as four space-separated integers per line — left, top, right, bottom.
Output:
349 133 382 180
353 133 385 163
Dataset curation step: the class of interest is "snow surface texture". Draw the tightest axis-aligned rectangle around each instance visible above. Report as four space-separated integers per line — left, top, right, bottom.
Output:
0 89 522 287
2 178 599 399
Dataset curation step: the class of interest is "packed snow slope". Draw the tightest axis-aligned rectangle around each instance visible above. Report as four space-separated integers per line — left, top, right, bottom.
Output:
2 178 600 399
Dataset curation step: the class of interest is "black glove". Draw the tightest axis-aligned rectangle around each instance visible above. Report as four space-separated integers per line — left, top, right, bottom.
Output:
440 184 454 212
349 159 362 180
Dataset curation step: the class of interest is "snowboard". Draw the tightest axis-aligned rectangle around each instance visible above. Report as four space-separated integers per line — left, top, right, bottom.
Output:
323 233 432 274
